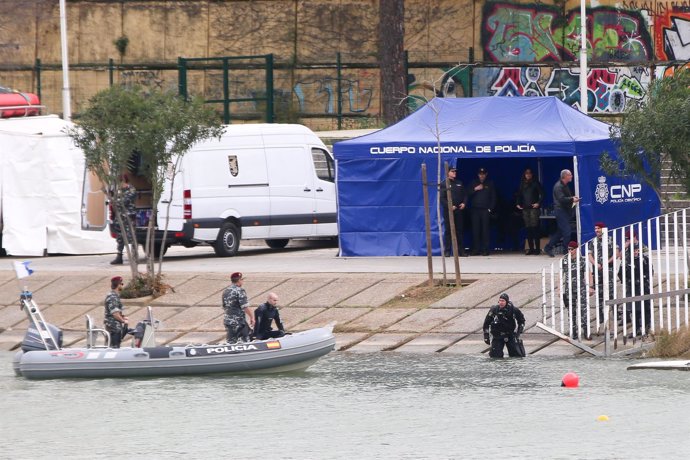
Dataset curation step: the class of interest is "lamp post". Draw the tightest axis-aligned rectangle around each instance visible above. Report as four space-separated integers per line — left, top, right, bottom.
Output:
59 0 72 120
579 0 587 114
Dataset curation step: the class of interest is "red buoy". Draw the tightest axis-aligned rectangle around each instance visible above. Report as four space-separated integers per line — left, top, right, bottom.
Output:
561 372 579 388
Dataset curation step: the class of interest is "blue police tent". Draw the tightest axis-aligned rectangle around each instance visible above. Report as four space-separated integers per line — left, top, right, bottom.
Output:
333 96 659 256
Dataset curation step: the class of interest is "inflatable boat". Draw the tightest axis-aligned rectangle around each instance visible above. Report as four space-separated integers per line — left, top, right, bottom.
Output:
0 87 41 118
12 291 336 380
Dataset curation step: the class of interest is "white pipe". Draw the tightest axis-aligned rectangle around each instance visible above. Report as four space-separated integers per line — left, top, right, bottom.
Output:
593 233 600 331
559 263 564 334
551 264 556 329
682 209 688 326
665 214 671 330
542 268 547 324
647 218 654 332
656 217 664 329
603 229 612 338
674 211 680 329
567 253 573 337
579 0 588 113
585 243 591 338
59 0 72 120
622 227 628 335
574 247 584 340
637 221 644 334
631 225 637 336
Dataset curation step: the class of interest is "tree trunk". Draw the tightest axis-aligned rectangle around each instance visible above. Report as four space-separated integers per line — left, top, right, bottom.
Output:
379 0 407 126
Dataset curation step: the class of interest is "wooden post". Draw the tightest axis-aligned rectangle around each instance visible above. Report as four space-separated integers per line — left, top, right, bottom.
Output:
443 162 462 287
421 164 434 286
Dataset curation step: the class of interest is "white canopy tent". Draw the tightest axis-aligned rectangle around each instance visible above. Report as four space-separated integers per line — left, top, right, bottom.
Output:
0 115 112 256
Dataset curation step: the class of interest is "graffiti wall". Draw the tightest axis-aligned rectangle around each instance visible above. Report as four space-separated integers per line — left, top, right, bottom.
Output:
482 3 653 62
0 0 688 125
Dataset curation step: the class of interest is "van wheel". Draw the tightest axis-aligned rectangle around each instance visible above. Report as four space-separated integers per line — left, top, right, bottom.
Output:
153 242 167 258
265 239 289 249
214 222 240 257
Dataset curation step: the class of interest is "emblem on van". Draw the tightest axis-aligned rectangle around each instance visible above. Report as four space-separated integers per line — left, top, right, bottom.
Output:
228 155 239 177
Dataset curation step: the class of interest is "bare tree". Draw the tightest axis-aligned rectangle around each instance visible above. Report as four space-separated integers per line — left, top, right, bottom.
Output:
379 0 407 125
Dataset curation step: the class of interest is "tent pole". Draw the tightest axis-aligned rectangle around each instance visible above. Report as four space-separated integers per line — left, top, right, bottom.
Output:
573 155 581 244
421 164 434 286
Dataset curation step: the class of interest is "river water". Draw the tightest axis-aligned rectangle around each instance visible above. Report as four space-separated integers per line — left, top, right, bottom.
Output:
2 351 689 459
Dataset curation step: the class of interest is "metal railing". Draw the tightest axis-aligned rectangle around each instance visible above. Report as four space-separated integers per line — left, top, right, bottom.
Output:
541 208 689 349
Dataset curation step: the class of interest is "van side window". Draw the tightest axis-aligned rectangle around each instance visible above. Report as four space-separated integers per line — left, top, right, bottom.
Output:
312 148 334 182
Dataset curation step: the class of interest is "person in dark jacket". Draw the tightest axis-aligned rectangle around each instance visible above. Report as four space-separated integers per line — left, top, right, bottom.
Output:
440 167 467 257
516 168 544 255
544 169 580 257
483 293 526 358
468 167 497 256
253 292 286 340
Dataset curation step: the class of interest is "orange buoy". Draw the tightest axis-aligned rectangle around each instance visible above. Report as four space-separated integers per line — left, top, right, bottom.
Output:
561 372 579 388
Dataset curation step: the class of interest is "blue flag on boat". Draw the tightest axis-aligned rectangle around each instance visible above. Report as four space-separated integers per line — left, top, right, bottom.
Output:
13 261 34 279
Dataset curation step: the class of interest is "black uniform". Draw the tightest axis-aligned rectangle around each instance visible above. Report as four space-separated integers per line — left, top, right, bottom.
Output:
482 301 526 358
440 178 467 256
468 178 497 255
253 302 285 340
516 179 544 254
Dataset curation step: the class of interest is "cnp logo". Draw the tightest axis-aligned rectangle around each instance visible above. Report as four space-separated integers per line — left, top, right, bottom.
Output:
610 184 642 200
595 176 642 204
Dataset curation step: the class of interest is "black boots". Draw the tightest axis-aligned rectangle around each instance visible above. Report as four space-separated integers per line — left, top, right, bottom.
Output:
110 253 123 265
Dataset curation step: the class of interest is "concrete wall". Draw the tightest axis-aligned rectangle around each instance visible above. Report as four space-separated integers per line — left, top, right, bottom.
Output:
0 0 688 127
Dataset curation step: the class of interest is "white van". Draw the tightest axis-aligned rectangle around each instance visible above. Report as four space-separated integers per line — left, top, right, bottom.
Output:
125 124 337 256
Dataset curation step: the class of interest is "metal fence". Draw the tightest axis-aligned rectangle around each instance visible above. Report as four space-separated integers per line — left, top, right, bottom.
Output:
541 208 689 344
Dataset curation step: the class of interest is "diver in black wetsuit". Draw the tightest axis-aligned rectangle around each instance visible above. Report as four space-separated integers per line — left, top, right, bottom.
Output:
253 292 285 340
482 293 526 358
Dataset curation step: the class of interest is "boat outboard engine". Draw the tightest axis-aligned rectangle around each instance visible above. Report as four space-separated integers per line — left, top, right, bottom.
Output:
21 321 63 352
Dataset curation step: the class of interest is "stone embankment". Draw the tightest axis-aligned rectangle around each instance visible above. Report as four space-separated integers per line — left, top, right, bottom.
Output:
0 270 647 356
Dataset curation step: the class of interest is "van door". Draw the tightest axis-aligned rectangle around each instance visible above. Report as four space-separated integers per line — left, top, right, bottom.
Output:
311 147 337 236
81 168 108 230
157 159 184 232
265 146 315 237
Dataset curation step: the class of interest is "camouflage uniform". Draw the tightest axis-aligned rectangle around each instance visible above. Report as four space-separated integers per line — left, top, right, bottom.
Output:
561 254 589 338
104 290 126 348
112 184 137 253
222 284 250 343
588 236 618 322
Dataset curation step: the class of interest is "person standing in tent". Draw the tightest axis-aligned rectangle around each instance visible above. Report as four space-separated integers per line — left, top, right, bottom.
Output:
544 169 580 257
469 167 496 256
109 174 137 265
439 167 467 257
515 168 543 255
